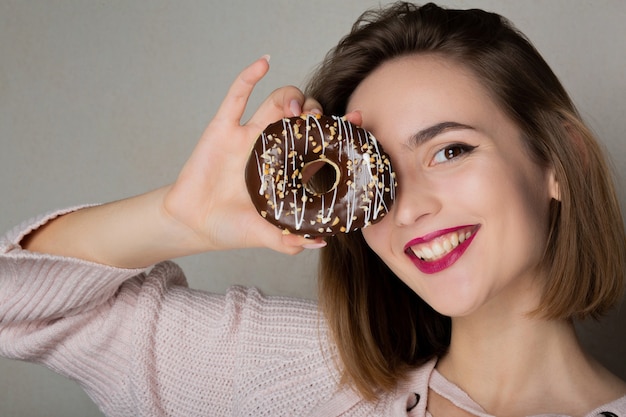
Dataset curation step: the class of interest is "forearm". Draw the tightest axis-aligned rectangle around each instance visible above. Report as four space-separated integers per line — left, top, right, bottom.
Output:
21 186 208 268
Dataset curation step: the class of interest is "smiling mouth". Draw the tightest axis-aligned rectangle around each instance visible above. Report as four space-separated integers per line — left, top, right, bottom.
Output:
404 225 480 273
406 226 476 261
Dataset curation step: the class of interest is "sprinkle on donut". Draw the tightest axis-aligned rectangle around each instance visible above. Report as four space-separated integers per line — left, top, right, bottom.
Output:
245 114 397 237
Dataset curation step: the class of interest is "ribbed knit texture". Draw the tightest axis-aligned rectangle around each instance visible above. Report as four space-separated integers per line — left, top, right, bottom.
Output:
1 209 625 416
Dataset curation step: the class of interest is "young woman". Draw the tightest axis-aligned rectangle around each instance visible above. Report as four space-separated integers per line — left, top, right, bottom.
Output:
1 2 624 416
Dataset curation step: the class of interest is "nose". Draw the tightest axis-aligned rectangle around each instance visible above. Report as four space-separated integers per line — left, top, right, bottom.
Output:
391 173 441 227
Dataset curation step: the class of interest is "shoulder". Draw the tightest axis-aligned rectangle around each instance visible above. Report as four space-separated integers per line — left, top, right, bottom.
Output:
136 263 339 414
143 261 321 326
140 262 329 355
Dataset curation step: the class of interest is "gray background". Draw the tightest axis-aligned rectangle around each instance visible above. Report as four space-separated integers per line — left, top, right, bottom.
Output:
1 1 624 415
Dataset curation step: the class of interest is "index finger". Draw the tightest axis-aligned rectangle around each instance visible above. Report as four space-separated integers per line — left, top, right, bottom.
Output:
213 55 271 124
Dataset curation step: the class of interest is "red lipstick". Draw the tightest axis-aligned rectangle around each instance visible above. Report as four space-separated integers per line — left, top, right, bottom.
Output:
404 225 480 274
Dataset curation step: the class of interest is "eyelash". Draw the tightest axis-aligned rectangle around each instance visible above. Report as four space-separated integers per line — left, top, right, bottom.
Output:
431 143 476 165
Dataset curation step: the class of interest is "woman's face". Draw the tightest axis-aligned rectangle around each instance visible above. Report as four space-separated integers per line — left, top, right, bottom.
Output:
348 55 558 318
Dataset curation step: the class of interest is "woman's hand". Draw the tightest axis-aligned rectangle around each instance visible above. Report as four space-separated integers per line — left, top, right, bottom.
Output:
162 56 326 255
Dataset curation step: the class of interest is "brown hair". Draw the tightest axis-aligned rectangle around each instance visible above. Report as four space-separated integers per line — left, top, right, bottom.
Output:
305 2 626 401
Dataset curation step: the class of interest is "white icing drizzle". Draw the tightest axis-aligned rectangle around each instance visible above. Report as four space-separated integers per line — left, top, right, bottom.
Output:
252 114 396 234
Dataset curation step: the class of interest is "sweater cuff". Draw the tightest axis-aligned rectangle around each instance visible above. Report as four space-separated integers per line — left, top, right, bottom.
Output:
1 205 96 253
0 207 149 322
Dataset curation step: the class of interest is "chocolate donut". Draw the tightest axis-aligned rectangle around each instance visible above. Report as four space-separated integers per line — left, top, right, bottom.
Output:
245 114 396 237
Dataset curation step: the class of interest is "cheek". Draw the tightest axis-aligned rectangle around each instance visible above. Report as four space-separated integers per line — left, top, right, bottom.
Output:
515 180 553 248
501 161 553 231
451 158 548 217
478 161 553 263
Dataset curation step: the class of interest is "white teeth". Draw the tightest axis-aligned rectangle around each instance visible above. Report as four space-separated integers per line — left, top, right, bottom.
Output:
422 246 434 259
432 242 444 257
410 228 474 262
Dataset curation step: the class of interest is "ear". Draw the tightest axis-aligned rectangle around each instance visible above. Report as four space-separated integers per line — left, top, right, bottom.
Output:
548 168 560 201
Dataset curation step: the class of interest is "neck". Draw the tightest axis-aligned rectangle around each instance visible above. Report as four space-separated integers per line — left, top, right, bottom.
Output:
436 303 615 416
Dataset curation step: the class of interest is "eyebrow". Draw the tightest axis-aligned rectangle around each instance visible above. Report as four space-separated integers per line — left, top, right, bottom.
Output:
406 121 475 149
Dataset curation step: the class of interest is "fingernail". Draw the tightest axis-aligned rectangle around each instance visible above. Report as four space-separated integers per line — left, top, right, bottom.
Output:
303 241 327 250
260 54 271 63
310 108 322 115
290 99 301 117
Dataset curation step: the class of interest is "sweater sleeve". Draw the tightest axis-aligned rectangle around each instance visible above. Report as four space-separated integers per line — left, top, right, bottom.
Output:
0 207 148 357
0 209 341 417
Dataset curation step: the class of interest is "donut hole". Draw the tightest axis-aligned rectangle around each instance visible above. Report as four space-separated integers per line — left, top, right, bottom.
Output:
302 159 340 196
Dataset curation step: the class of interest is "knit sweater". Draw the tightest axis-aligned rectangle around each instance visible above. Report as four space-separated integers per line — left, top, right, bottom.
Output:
1 209 625 417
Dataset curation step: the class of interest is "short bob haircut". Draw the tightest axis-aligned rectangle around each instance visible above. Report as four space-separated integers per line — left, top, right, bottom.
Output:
305 2 626 401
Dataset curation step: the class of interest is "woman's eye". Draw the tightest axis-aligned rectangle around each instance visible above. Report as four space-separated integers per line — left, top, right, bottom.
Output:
431 144 475 165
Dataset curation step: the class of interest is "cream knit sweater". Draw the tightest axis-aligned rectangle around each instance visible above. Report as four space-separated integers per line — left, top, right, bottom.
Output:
1 209 625 416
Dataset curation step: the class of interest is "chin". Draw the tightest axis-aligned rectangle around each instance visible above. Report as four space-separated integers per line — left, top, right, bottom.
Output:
422 296 478 318
406 277 486 318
